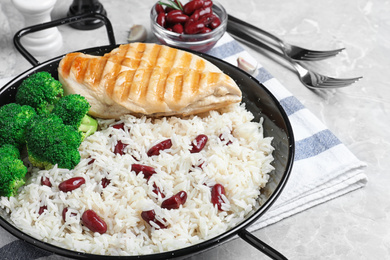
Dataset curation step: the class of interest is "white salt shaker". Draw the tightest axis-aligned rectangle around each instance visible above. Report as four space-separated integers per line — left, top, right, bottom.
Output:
12 0 62 56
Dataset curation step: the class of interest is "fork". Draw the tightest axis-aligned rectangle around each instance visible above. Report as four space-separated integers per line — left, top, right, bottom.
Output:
227 24 362 89
228 14 345 62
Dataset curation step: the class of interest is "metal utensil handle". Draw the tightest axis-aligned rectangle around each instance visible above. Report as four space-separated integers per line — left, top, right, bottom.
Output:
227 21 283 58
238 229 288 260
13 12 116 66
227 14 282 49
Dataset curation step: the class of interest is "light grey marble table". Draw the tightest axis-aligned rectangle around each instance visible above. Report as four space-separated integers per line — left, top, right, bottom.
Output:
0 0 389 259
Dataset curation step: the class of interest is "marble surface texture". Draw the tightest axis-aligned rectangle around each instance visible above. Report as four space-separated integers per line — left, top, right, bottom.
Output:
0 0 389 259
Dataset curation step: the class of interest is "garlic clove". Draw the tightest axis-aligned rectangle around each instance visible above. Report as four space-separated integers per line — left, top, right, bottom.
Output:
237 56 259 77
128 25 147 43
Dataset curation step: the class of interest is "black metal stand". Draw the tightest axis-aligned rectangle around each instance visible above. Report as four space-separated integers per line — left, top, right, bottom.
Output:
67 0 107 30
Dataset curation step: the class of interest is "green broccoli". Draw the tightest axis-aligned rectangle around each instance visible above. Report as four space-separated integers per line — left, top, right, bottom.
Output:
25 114 82 170
15 71 63 115
0 144 28 197
52 94 98 140
0 103 36 149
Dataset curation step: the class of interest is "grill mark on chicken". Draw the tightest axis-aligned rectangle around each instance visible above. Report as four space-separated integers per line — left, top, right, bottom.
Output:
207 72 220 86
85 57 108 89
121 43 145 69
73 56 91 83
153 47 178 103
119 70 136 102
139 44 162 102
127 44 148 102
104 63 122 99
172 52 192 103
189 59 206 97
107 44 130 65
111 43 144 104
61 53 79 78
104 45 131 99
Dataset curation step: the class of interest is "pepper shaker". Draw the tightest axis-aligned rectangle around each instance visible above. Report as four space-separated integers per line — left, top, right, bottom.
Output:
67 0 107 30
12 0 63 56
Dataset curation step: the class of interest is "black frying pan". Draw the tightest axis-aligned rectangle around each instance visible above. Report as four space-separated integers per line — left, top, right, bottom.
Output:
0 13 294 260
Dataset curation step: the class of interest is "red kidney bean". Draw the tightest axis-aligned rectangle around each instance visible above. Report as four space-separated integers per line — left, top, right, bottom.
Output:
141 209 167 229
62 207 77 222
141 210 154 222
190 160 205 171
166 11 189 24
172 23 184 34
198 14 213 26
155 3 165 14
161 191 187 210
201 27 212 33
219 133 233 145
131 155 140 162
197 161 205 169
203 0 213 8
166 9 183 16
114 140 127 155
59 177 85 192
38 205 47 215
167 14 189 23
131 164 156 179
62 207 68 221
101 177 111 188
190 134 208 153
82 210 107 234
41 176 52 187
88 158 95 165
209 15 221 29
211 183 226 211
147 139 172 156
189 12 200 21
112 122 125 130
165 6 175 13
183 0 204 15
190 6 212 20
152 183 165 198
157 12 166 28
185 20 205 34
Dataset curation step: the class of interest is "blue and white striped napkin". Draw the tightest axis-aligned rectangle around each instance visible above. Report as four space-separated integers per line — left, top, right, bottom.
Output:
206 33 367 230
0 33 367 258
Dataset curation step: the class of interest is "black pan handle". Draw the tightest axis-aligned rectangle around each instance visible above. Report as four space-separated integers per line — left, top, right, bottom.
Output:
13 12 116 66
238 229 288 260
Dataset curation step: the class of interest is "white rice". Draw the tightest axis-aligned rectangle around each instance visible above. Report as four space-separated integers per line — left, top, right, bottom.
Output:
0 103 274 255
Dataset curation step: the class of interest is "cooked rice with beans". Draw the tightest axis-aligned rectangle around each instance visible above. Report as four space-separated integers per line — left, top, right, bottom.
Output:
0 103 274 255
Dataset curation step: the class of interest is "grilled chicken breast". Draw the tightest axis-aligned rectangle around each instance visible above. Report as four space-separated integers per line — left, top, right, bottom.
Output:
58 43 242 118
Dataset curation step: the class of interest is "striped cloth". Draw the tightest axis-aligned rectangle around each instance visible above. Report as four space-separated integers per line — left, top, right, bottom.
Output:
207 34 367 231
0 33 367 259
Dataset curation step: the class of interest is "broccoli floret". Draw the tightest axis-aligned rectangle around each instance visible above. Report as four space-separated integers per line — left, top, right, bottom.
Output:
16 71 63 115
0 103 36 149
25 114 82 170
52 94 98 140
0 144 28 197
0 143 21 159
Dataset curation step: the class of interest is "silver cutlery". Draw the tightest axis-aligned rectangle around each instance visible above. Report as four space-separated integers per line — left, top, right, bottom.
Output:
228 14 345 62
227 22 362 89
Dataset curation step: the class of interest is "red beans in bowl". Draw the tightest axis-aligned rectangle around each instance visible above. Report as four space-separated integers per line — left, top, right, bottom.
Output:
155 0 222 35
151 0 227 52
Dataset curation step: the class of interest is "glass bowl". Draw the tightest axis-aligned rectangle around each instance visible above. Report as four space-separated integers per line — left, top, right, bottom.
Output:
150 1 227 52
